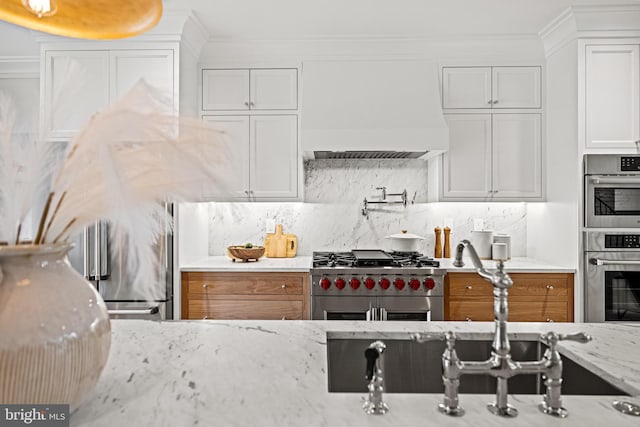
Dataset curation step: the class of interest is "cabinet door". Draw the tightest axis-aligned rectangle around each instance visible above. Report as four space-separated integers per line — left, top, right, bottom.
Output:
492 114 542 198
202 69 250 110
442 114 492 199
585 45 640 149
250 115 298 198
250 69 297 110
492 66 541 109
442 67 492 109
43 50 109 139
201 116 250 199
110 50 175 113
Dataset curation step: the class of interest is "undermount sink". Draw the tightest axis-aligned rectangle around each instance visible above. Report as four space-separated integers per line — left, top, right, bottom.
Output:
327 336 628 396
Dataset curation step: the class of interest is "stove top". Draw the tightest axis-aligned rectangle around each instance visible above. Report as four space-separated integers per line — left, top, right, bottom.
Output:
312 249 440 268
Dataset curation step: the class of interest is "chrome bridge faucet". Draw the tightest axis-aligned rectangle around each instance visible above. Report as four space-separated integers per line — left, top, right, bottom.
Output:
362 340 389 415
414 240 592 418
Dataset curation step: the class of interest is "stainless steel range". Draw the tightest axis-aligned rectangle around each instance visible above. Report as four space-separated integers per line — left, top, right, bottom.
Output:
310 249 446 321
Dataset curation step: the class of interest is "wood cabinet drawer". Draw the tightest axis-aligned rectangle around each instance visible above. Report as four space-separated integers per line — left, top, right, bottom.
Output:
447 274 493 297
510 274 570 297
188 299 303 320
184 272 303 296
448 300 494 321
448 300 569 322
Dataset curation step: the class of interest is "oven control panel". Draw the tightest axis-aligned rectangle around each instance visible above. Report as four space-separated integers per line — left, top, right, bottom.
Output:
605 234 640 248
620 156 640 171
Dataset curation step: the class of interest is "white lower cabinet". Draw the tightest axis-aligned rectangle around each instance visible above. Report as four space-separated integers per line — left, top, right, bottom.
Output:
442 113 542 200
202 115 298 200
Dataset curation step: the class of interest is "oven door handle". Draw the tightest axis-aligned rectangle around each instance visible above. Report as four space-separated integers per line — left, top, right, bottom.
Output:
589 176 640 185
589 258 640 266
380 307 387 321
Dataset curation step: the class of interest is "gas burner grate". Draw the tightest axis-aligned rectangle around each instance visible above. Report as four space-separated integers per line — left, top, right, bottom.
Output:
313 250 440 268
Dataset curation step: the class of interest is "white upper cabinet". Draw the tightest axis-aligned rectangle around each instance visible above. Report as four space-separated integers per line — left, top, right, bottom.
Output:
442 113 542 200
584 44 639 150
443 114 492 198
202 115 298 200
442 67 492 109
492 114 542 198
442 66 541 109
109 50 175 113
43 51 110 140
202 68 297 111
42 48 175 140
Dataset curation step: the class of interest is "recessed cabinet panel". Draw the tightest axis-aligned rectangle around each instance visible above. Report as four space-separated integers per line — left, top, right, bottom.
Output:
110 50 174 113
202 69 250 110
585 44 640 149
492 66 541 109
492 114 542 198
44 51 109 139
201 116 250 199
250 115 298 198
250 69 298 110
443 114 492 198
442 67 492 109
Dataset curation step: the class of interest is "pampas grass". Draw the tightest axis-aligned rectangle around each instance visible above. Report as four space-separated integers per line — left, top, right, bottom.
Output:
0 80 231 301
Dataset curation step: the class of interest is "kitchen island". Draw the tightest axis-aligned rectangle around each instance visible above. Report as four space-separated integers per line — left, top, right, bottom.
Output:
72 320 639 426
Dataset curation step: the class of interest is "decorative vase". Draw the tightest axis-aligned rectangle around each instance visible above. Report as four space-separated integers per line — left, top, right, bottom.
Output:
0 243 111 410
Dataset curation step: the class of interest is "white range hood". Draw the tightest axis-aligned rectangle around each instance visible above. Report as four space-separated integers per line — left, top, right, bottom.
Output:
301 60 449 159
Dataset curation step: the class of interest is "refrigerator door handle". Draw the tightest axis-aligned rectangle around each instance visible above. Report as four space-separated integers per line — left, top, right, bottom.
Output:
83 227 90 279
94 220 101 281
108 306 160 316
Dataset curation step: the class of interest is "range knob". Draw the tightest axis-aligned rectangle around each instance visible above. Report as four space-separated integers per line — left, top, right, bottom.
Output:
394 278 406 290
320 278 331 290
364 277 376 290
424 277 436 290
335 277 346 290
349 277 361 290
409 278 421 290
380 277 391 290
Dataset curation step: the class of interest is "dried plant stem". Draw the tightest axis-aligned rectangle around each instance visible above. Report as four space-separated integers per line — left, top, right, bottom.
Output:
52 218 76 244
14 224 22 245
34 192 54 244
41 191 67 243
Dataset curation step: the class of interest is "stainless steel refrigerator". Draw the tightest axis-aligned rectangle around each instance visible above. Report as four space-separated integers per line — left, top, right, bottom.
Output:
67 207 173 320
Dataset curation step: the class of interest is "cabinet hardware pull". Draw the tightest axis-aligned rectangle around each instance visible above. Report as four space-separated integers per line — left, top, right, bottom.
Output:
281 316 286 320
202 283 208 288
546 318 554 323
244 101 249 107
249 101 255 107
493 100 499 105
203 316 209 320
546 285 554 290
281 284 286 289
487 100 492 104
465 317 472 322
465 285 472 290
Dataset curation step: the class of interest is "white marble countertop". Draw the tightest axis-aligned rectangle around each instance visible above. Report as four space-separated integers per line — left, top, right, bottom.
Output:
181 256 313 272
181 256 574 273
72 320 640 426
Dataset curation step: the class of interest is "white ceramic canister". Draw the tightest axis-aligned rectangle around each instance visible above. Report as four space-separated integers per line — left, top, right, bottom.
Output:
492 233 511 260
470 230 493 260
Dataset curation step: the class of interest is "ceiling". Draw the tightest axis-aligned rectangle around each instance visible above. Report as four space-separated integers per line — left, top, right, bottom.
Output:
165 0 639 40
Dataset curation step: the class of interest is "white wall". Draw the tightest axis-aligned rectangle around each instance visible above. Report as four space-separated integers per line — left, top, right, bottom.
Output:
0 22 38 56
526 40 581 317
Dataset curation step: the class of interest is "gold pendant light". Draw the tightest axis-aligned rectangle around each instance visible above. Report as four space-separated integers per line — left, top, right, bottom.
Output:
0 0 162 39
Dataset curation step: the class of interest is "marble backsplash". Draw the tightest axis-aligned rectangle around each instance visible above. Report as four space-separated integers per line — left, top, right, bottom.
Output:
207 159 527 256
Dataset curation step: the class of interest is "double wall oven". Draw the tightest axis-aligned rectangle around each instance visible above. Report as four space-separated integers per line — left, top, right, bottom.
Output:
584 155 640 322
310 250 445 321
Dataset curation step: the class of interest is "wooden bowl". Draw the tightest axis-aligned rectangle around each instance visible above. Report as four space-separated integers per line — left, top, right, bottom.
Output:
226 246 265 262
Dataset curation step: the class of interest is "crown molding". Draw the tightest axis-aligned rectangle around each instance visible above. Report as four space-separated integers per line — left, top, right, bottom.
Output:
540 4 640 57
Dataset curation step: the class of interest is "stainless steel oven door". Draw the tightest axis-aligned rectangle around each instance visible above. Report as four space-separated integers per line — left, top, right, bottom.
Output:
312 296 377 320
585 251 640 322
585 175 640 228
378 296 441 321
